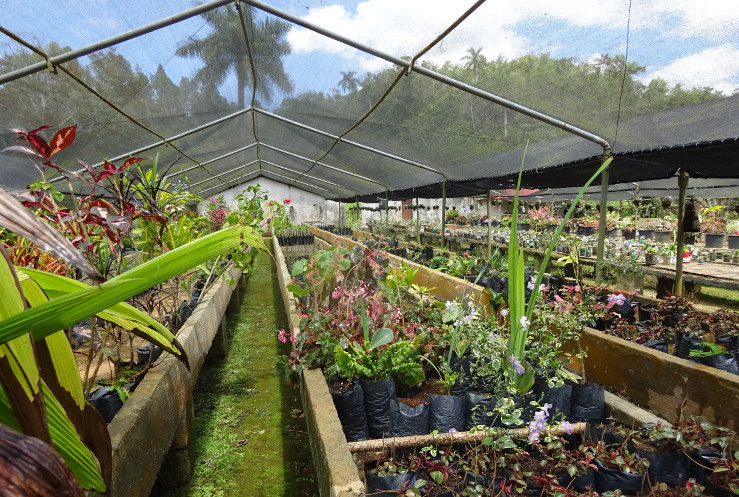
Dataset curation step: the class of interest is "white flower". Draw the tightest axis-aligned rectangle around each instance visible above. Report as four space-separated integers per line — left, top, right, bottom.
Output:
519 316 530 331
501 308 509 317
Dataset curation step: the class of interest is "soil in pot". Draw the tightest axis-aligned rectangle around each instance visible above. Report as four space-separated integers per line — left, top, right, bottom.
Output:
428 394 465 433
330 380 369 441
360 376 397 438
390 398 429 437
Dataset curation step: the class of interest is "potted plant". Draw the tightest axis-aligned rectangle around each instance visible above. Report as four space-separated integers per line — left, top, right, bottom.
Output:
644 246 659 265
728 220 739 249
618 218 637 240
701 206 726 248
639 220 656 240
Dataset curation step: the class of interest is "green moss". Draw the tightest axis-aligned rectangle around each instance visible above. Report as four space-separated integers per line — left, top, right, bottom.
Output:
158 253 317 497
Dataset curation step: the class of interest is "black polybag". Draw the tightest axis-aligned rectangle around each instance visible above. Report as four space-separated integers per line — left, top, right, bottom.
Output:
428 394 465 433
360 377 396 438
331 382 369 441
390 399 429 437
570 383 605 421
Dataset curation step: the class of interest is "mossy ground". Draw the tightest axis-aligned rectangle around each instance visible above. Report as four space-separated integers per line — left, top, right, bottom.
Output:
156 253 317 497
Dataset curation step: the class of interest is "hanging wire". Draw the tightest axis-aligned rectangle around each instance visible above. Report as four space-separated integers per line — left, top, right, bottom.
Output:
0 26 226 189
286 1 490 186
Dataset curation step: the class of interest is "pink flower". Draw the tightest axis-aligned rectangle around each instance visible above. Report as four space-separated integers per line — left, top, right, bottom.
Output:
283 199 292 204
278 329 295 343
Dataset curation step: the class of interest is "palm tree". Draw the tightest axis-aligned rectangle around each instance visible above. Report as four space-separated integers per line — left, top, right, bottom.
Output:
176 5 293 108
462 46 487 82
337 71 360 94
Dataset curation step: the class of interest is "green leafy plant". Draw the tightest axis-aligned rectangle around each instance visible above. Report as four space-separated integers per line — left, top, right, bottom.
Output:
0 184 268 492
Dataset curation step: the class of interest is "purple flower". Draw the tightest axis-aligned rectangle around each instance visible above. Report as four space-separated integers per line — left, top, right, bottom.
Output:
445 300 458 311
560 421 575 435
528 404 552 443
448 428 458 433
509 354 525 375
607 293 626 306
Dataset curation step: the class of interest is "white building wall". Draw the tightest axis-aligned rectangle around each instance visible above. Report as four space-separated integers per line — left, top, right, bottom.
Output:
198 177 343 225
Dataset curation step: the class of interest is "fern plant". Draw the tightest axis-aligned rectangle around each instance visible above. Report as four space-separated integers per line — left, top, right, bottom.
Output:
333 301 424 385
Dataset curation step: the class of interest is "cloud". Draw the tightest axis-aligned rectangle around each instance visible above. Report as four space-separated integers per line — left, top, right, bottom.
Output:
286 0 739 88
642 44 739 94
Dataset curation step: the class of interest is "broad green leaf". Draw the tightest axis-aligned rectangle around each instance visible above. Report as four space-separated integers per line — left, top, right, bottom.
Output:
0 226 267 347
286 284 308 298
290 259 307 277
369 328 393 350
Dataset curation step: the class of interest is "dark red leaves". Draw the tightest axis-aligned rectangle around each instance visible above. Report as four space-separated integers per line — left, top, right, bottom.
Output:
121 157 144 170
49 125 77 158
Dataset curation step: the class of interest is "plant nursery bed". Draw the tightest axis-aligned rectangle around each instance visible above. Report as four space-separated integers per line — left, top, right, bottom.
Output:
308 227 738 431
272 232 735 497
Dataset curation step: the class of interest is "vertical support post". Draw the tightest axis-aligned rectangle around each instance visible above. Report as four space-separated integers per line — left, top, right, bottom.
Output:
441 182 447 250
595 164 610 284
385 191 389 222
486 190 492 258
674 170 689 296
415 197 420 244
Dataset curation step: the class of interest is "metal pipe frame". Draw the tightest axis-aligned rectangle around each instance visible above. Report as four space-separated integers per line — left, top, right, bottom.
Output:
246 0 612 157
164 143 258 179
0 0 235 85
187 160 259 188
254 109 445 177
2 0 614 198
260 160 354 193
198 169 261 196
259 143 387 189
51 107 253 183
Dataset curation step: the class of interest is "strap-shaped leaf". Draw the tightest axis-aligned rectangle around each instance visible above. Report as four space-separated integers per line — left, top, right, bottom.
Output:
0 383 106 491
18 270 184 364
0 248 48 441
0 226 268 347
19 278 85 408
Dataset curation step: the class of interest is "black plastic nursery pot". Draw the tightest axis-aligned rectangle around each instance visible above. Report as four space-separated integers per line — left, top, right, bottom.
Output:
704 233 725 248
331 381 370 442
360 377 396 439
364 460 418 497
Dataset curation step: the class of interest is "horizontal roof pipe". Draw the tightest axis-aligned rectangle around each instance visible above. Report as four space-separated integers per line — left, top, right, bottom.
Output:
164 143 258 179
247 0 611 157
198 167 332 197
0 0 234 85
198 169 261 196
257 169 329 193
187 160 259 188
51 107 253 183
254 109 445 177
260 159 355 193
259 142 387 188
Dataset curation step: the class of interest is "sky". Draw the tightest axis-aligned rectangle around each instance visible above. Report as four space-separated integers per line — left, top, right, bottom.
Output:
1 0 738 99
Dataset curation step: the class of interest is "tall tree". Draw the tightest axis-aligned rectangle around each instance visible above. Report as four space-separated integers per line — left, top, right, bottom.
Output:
337 71 360 94
176 5 293 108
462 47 487 83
